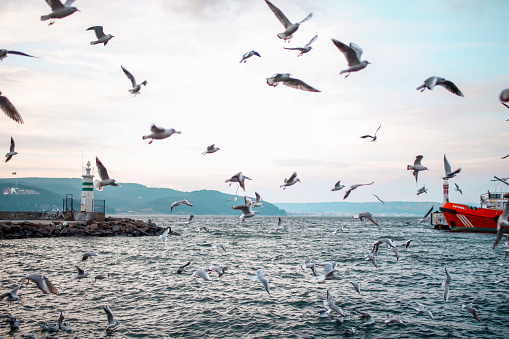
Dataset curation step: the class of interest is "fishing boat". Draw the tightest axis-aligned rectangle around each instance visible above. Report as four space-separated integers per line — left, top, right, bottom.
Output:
439 176 508 232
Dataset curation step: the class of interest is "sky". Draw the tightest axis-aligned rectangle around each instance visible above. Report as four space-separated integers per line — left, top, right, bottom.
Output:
0 0 508 205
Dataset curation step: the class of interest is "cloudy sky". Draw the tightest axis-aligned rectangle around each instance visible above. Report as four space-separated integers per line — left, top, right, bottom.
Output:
0 0 508 204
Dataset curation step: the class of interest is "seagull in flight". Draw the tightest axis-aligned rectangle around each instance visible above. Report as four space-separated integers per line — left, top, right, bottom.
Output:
24 274 60 295
360 125 381 142
225 172 251 191
331 180 345 192
280 172 301 189
443 268 452 301
240 50 261 63
41 0 80 25
142 124 181 144
416 185 427 195
442 154 461 179
372 194 385 206
283 35 318 56
253 192 263 209
170 199 193 213
0 49 36 61
417 205 434 224
94 157 120 191
454 183 463 195
87 26 114 46
202 144 220 154
103 305 119 331
121 65 147 96
266 73 320 92
332 39 370 77
159 228 170 242
5 137 18 163
493 198 509 249
0 91 23 124
343 182 374 200
462 303 481 322
264 0 312 42
232 196 259 221
356 211 379 227
0 284 21 306
252 269 270 294
407 155 428 183
417 76 464 97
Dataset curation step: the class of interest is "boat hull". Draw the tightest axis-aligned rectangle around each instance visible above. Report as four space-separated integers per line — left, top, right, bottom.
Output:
440 201 503 232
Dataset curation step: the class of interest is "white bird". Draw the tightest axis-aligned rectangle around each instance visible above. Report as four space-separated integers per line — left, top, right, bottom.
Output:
269 254 285 262
233 196 259 221
372 194 386 206
176 261 191 274
24 274 59 295
417 76 464 97
103 305 119 330
93 273 109 282
323 289 345 316
41 0 80 26
202 144 220 154
193 268 212 281
5 137 17 163
404 238 424 249
462 303 481 322
0 284 21 306
316 261 341 283
300 257 317 276
280 172 301 189
159 228 170 242
212 242 226 252
239 50 261 63
142 124 181 144
82 252 99 261
94 157 120 191
384 314 405 325
170 199 193 213
418 206 434 224
332 39 371 77
416 185 427 195
253 192 263 209
273 217 284 231
266 73 320 92
0 49 36 62
331 180 345 192
121 65 147 96
365 253 378 268
443 268 451 301
442 154 461 179
356 211 379 227
415 303 434 320
407 155 428 183
74 266 88 280
454 183 463 195
252 269 270 294
283 35 318 56
87 26 114 46
0 91 23 124
360 125 381 142
349 281 361 295
225 172 251 191
264 0 312 42
372 238 399 260
181 215 194 224
493 197 509 249
343 182 374 200
357 310 375 325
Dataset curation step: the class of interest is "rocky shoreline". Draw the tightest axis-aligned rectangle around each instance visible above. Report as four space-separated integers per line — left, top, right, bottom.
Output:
0 217 179 239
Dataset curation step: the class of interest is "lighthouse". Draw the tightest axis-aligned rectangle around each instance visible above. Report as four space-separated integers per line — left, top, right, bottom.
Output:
81 161 94 212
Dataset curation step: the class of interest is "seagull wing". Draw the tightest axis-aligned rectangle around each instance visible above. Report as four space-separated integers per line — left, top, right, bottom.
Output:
374 125 381 137
373 194 385 206
103 305 115 325
9 137 15 152
414 155 424 166
304 35 318 48
264 0 292 28
494 202 509 249
332 39 360 66
150 124 166 134
423 205 434 218
349 42 364 62
360 135 374 139
7 50 35 58
283 78 320 92
46 0 65 10
439 80 464 97
232 205 250 213
297 13 313 25
121 66 137 87
343 188 352 199
87 26 106 39
0 95 23 124
255 192 261 204
287 172 298 182
95 157 110 180
502 102 509 110
443 154 452 175
64 0 77 6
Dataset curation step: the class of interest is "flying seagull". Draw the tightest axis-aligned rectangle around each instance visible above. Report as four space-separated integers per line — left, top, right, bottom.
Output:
332 39 370 77
417 205 434 224
360 125 381 142
442 154 461 179
233 196 259 221
159 228 170 242
331 180 345 192
142 124 181 144
416 185 427 195
372 194 385 206
462 303 481 322
74 266 88 280
416 76 464 97
252 269 270 294
121 65 147 96
356 211 379 227
240 50 261 63
103 305 119 331
87 26 114 46
0 49 36 61
283 35 318 56
407 155 428 183
266 73 320 92
170 199 193 213
443 268 451 301
253 192 263 209
5 137 18 163
94 157 120 191
0 284 21 306
343 182 374 200
41 0 80 26
280 172 301 189
176 261 191 274
24 274 59 295
0 91 23 124
82 252 99 261
202 144 220 154
264 0 312 42
225 172 251 191
454 183 463 195
493 196 509 249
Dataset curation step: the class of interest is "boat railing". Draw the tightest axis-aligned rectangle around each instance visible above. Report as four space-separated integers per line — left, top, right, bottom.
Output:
480 192 508 209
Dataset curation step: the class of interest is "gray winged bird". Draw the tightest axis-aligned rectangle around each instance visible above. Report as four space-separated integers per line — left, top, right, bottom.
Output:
103 305 119 331
417 205 434 224
87 26 114 46
170 199 193 213
343 182 374 199
280 172 301 189
0 284 21 306
454 183 463 195
0 92 23 124
331 180 345 191
283 35 318 56
202 144 220 154
24 274 59 295
407 155 428 183
240 50 261 63
462 303 481 322
264 0 312 42
0 49 36 61
94 157 120 191
225 172 251 191
360 125 381 142
233 196 259 221
41 0 80 26
442 154 461 179
493 195 509 249
443 268 451 301
417 76 464 97
5 137 18 163
266 73 320 92
143 125 180 144
121 65 147 96
332 39 370 77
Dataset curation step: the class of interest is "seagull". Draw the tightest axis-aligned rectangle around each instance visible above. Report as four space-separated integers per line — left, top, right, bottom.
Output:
331 180 345 192
103 305 119 331
501 89 509 102
300 257 317 276
239 50 261 63
24 274 59 295
372 238 399 260
316 261 341 283
252 269 270 294
360 125 381 142
233 196 259 221
454 183 463 195
94 157 120 191
143 124 181 144
495 274 507 285
57 310 65 328
415 303 434 320
170 199 193 213
365 253 378 268
356 211 379 227
343 182 374 200
202 144 220 154
121 65 147 96
269 254 285 262
280 172 301 189
264 0 312 42
418 206 434 224
407 155 428 183
41 0 80 25
212 242 226 252
0 91 23 124
332 39 371 77
5 137 18 163
349 281 361 295
417 76 464 97
357 310 375 325
417 185 427 195
462 303 481 322
442 154 461 179
0 284 21 306
87 26 114 46
208 265 229 277
176 261 191 274
283 35 318 56
372 194 386 206
404 238 424 249
493 198 509 249
159 228 170 242
225 172 251 191
93 273 109 282
193 268 212 281
502 153 509 159
74 266 88 280
181 215 194 224
0 49 36 62
273 217 284 231
82 252 99 261
266 73 320 92
253 192 263 209
323 289 346 316
384 314 405 325
443 268 451 301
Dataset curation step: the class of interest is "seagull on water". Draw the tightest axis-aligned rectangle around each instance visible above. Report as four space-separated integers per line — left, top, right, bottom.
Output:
202 144 220 154
283 35 318 56
417 76 464 97
331 180 345 192
74 266 88 280
41 0 80 25
94 157 120 191
280 172 301 189
82 251 99 261
414 303 434 320
418 206 434 224
443 267 452 301
343 182 374 200
407 155 428 183
360 125 381 142
5 137 17 163
332 39 370 77
0 49 36 62
0 284 21 306
442 154 461 179
87 26 114 46
264 0 312 42
176 261 191 274
103 305 119 331
454 183 463 195
121 65 147 96
266 73 320 92
233 196 259 221
269 254 285 262
0 91 23 124
225 172 251 191
239 50 261 63
24 274 59 295
143 124 181 144
417 185 427 195
170 199 193 213
252 269 270 294
493 197 509 249
462 303 481 322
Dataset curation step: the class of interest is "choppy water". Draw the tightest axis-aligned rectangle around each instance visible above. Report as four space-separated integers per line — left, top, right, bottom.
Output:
1 216 508 339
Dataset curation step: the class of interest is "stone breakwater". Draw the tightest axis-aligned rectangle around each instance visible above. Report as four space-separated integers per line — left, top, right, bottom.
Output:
0 217 179 239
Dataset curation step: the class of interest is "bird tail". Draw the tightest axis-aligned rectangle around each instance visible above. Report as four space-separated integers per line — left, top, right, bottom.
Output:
416 84 425 91
142 135 150 140
40 15 51 21
339 70 348 75
93 180 104 191
90 41 97 45
407 165 414 170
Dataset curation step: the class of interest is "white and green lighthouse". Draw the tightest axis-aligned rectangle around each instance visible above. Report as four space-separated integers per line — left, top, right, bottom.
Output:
81 161 94 212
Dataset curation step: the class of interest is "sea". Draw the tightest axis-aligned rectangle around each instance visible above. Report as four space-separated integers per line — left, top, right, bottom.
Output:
0 215 508 339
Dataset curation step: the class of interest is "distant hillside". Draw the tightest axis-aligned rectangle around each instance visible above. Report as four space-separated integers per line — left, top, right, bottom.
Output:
0 178 286 216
